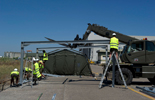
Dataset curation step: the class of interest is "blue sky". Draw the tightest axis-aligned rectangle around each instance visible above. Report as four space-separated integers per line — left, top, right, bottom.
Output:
0 0 155 56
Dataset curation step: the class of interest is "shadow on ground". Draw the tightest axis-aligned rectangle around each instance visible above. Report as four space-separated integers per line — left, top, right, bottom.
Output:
131 81 152 85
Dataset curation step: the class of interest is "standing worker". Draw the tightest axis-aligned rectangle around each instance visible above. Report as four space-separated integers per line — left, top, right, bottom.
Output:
10 68 19 87
43 50 48 67
33 58 41 85
39 60 46 79
109 33 119 60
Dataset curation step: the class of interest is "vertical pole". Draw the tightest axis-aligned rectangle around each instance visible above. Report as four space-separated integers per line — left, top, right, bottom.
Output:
31 59 34 88
82 49 83 54
36 48 39 59
105 45 108 81
88 46 89 59
112 52 115 88
105 45 108 65
19 42 24 85
88 48 90 60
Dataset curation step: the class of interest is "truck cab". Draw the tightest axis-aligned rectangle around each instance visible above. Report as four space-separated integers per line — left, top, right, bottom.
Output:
120 39 155 64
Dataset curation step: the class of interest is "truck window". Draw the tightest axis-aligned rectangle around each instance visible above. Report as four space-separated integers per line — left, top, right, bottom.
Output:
146 41 155 51
122 46 127 53
130 42 143 52
127 46 131 53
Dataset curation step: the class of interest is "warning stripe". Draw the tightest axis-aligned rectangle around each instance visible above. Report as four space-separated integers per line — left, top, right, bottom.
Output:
92 71 99 75
128 87 155 100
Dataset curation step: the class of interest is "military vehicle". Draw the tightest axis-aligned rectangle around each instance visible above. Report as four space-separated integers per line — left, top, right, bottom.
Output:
79 23 155 85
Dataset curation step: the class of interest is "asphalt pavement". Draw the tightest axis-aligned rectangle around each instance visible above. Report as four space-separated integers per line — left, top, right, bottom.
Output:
0 65 154 100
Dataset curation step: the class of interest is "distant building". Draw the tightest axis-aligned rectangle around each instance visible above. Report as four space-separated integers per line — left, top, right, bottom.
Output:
4 51 43 59
4 52 26 58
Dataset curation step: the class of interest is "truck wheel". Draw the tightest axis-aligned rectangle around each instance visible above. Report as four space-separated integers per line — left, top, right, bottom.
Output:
148 78 155 85
115 68 133 85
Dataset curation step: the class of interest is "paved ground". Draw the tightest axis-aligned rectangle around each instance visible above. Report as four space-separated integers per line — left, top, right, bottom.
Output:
0 65 154 100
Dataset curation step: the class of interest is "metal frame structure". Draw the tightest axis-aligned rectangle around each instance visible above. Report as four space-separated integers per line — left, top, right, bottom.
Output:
36 45 108 63
37 45 108 51
21 40 110 46
19 40 110 85
36 45 108 58
136 86 155 97
21 58 34 88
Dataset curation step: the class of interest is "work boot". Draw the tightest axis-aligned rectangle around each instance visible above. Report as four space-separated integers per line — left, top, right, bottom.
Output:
42 76 46 80
16 84 19 87
33 82 37 85
38 77 41 81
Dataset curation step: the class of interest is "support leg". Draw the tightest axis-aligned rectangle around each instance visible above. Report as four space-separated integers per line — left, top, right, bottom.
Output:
112 54 116 88
99 53 113 88
114 54 127 88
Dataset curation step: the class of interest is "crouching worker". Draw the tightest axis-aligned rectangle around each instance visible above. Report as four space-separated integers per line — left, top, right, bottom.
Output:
10 68 19 87
23 67 32 80
33 58 41 85
39 60 46 79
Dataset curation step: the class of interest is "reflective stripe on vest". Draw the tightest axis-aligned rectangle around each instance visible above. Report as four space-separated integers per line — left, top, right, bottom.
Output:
110 37 118 49
11 71 19 75
33 62 41 78
43 53 48 60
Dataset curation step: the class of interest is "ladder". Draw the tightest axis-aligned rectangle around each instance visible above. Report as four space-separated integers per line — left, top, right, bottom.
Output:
21 58 34 88
99 51 127 89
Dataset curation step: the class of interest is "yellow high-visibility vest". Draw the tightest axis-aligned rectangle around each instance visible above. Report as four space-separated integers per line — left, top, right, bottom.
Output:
39 60 44 69
33 62 41 78
25 67 32 71
43 53 48 61
10 71 19 75
110 37 119 49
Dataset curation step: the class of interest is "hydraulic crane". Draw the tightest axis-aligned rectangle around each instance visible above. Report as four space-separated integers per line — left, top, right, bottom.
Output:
79 23 155 85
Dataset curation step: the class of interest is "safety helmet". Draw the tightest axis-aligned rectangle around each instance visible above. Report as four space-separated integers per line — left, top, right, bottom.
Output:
35 59 39 61
14 68 18 71
32 57 39 61
32 57 35 61
112 33 116 36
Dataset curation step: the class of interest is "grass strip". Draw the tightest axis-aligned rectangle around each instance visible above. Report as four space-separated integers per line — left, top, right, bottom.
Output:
37 93 43 100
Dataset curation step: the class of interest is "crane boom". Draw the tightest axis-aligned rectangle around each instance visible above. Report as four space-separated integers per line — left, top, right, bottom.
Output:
82 23 138 44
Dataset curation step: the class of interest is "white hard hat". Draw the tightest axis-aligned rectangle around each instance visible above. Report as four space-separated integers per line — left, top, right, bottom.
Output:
35 59 39 61
32 57 35 61
32 57 39 61
14 68 18 71
112 33 116 36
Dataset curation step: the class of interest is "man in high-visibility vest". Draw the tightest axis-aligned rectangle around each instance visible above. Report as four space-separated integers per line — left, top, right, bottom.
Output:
23 67 32 80
10 68 19 87
33 58 41 85
39 60 46 79
109 33 119 60
43 50 48 67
